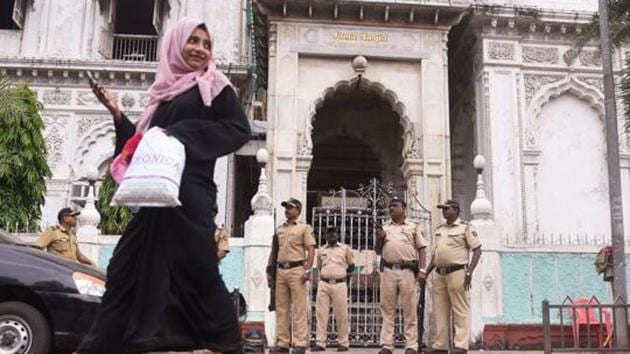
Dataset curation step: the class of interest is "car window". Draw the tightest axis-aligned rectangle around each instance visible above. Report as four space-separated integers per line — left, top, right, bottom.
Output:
0 228 26 245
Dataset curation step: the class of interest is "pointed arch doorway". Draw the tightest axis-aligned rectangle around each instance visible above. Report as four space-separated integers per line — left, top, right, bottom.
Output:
306 80 407 221
305 79 428 347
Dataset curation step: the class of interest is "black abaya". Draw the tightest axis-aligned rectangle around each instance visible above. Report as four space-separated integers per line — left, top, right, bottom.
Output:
77 86 251 354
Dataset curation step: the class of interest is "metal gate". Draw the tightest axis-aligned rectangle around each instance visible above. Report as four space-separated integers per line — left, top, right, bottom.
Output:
308 178 431 347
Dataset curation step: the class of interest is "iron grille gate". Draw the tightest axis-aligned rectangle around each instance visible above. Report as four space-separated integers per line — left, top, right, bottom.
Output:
308 179 431 347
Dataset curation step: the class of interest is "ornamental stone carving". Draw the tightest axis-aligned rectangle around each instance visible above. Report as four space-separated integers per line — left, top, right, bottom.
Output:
404 135 421 159
43 116 68 168
522 46 559 64
526 76 604 149
140 93 151 108
487 42 514 61
579 77 604 93
579 50 602 67
251 270 263 288
42 89 71 105
524 74 565 105
77 116 106 137
76 91 100 106
45 127 64 167
121 93 136 109
563 49 578 66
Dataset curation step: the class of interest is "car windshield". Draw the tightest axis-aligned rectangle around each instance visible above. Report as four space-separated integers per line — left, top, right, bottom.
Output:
0 228 27 245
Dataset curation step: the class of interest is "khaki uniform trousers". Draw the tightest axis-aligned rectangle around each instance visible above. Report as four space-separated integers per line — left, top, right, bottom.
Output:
379 268 418 350
315 281 349 348
432 269 470 350
276 267 309 348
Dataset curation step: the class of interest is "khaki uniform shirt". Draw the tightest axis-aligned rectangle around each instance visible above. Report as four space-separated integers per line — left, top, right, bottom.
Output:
36 226 80 262
432 218 481 268
276 220 316 263
382 220 427 263
214 227 230 256
317 242 354 279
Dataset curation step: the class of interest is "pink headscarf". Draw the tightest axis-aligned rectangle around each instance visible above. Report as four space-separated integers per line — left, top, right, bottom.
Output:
136 17 231 132
110 18 230 183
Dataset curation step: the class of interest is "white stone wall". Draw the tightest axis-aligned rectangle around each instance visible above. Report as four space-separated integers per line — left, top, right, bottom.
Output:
536 94 610 236
470 29 630 243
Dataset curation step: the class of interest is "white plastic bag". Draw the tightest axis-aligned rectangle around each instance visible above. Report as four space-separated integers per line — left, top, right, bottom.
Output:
111 127 186 207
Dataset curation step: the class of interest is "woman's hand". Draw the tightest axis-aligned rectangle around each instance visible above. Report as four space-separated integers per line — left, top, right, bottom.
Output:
90 80 122 121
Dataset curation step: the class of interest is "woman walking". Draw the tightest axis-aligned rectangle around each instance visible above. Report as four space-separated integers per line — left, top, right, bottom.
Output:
77 18 250 354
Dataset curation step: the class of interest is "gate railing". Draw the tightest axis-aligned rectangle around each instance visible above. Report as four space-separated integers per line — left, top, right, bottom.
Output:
542 296 630 353
309 178 431 347
112 34 159 62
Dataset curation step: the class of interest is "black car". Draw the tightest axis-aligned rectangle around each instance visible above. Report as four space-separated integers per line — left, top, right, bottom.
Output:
0 229 105 354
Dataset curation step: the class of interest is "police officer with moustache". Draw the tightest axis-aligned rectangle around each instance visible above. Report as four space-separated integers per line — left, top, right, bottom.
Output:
311 227 355 352
267 198 316 354
36 207 95 266
375 197 427 354
420 200 482 354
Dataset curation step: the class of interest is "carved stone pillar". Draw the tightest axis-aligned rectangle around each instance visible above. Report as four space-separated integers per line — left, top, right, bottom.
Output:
469 155 503 343
77 166 101 264
243 149 276 344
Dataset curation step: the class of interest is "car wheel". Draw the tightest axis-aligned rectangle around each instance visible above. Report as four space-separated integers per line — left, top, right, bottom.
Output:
0 301 51 354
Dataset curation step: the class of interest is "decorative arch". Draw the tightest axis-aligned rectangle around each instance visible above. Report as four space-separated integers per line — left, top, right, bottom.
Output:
73 120 115 178
526 76 604 149
298 76 420 161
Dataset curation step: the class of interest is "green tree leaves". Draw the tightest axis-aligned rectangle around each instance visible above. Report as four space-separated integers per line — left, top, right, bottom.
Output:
0 76 51 232
97 170 133 235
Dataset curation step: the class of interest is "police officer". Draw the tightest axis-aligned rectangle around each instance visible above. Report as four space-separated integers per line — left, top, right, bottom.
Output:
267 198 316 354
36 207 95 266
375 197 427 354
212 205 230 261
312 227 355 352
421 200 482 354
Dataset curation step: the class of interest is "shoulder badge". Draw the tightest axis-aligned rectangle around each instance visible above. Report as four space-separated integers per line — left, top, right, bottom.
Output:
472 230 479 237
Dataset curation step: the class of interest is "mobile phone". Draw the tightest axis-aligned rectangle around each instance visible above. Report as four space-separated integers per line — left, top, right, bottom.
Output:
85 70 97 85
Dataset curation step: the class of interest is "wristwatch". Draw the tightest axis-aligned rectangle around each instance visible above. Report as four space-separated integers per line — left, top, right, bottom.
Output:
465 272 471 276
419 268 427 274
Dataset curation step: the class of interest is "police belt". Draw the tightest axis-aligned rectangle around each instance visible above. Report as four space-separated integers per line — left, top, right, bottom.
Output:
382 260 418 271
320 276 347 285
277 260 304 270
435 264 467 276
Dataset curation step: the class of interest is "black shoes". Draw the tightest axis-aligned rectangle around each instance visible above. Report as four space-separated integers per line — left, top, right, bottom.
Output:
378 348 393 354
451 348 468 354
292 346 306 354
310 344 326 352
337 345 349 352
269 346 290 354
422 348 448 354
404 349 417 354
